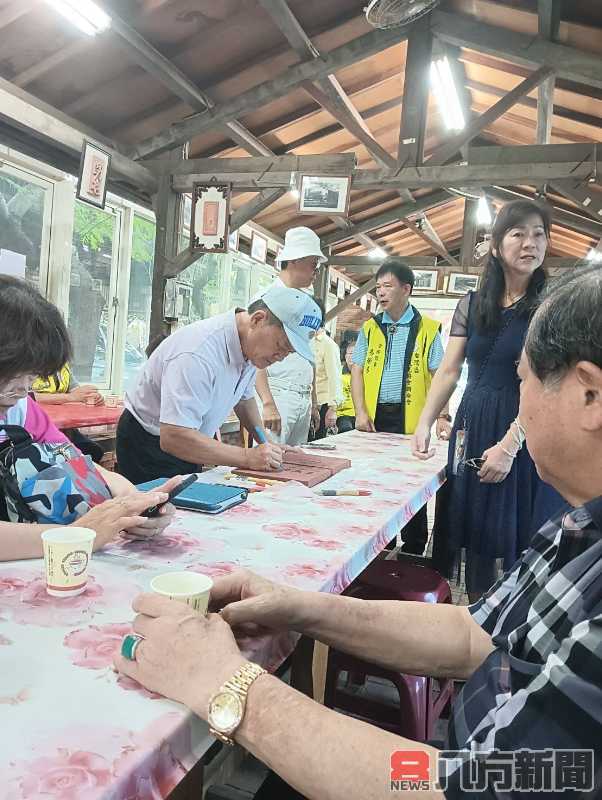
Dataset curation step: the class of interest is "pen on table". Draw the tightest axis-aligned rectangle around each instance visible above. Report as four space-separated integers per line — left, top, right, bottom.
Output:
254 425 283 471
316 489 372 496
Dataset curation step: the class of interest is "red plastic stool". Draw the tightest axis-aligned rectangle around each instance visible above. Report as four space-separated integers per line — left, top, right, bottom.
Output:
323 560 454 741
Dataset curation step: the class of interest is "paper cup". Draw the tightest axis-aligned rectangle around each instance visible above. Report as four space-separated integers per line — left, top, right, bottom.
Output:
105 395 120 407
41 527 96 597
150 571 213 614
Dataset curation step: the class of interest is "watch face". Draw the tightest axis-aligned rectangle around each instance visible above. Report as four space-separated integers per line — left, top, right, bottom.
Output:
208 691 243 733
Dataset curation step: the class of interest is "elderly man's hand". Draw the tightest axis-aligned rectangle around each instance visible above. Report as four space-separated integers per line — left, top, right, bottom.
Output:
114 594 247 717
210 569 304 633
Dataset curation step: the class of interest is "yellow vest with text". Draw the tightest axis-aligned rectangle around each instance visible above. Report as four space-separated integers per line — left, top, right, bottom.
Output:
361 310 441 434
337 372 355 418
32 364 73 394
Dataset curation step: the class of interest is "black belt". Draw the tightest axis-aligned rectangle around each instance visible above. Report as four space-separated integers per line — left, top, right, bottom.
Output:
377 403 402 413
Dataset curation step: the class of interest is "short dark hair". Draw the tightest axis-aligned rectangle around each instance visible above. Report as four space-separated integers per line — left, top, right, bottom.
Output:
375 257 415 292
475 199 551 332
0 276 71 384
247 298 283 326
525 266 602 385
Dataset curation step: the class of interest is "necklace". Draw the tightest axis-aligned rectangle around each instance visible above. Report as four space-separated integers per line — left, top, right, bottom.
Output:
503 290 525 307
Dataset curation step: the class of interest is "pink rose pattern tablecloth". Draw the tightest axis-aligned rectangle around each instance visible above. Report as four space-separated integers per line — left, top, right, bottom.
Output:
0 431 447 800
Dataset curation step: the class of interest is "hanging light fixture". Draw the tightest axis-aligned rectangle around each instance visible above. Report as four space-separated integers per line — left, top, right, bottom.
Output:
430 56 465 132
45 0 111 36
476 196 493 227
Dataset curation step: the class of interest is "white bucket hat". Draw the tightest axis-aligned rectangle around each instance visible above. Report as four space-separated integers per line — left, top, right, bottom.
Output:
277 226 327 265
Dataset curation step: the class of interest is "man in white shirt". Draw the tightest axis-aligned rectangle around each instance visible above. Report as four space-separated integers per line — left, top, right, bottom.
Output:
117 286 322 484
255 227 327 446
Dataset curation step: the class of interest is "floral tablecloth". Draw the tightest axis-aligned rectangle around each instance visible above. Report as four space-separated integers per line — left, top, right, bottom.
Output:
0 431 447 800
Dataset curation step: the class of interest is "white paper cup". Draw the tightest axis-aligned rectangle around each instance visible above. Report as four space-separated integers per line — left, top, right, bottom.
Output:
41 527 96 597
150 571 213 614
105 395 120 407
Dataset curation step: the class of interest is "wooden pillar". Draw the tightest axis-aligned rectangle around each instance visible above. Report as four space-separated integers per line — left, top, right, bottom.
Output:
460 198 479 269
149 146 186 341
313 260 330 311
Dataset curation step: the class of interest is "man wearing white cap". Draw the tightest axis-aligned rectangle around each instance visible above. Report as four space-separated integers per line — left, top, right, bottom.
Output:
254 226 328 446
117 286 322 484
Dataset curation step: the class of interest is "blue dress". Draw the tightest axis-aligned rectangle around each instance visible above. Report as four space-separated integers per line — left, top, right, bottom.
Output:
433 292 566 594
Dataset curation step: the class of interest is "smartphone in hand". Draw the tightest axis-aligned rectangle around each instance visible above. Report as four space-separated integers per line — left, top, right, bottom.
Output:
142 474 198 517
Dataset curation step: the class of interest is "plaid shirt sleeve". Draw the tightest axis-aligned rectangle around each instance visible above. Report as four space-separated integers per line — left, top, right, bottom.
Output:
469 559 522 634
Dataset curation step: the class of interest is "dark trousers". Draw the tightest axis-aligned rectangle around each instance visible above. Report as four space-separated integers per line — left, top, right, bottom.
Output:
336 415 355 434
314 403 332 440
116 408 199 485
374 403 428 555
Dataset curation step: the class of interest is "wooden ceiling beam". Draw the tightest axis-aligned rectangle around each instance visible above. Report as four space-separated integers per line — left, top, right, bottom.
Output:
431 9 602 91
328 256 438 268
325 278 377 322
128 25 411 160
536 0 561 147
322 189 452 246
0 75 156 194
93 2 274 158
0 0 36 29
549 179 602 224
12 41 89 88
397 16 433 168
404 214 459 266
428 66 555 166
485 185 602 239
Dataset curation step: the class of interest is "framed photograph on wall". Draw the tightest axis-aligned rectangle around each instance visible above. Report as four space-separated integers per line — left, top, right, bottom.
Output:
191 183 231 253
76 140 111 209
412 268 438 292
448 272 480 295
298 175 351 216
250 231 268 263
228 229 239 251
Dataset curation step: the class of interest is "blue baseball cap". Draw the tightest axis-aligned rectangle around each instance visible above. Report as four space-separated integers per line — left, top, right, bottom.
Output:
260 285 322 363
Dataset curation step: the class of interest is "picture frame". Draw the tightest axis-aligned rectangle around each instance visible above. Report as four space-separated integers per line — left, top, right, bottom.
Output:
191 183 231 253
250 231 268 263
76 139 111 210
228 229 239 251
412 268 438 292
447 272 480 295
298 175 351 216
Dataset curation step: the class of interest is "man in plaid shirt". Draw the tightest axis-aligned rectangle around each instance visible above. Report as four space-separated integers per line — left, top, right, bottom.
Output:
115 268 601 798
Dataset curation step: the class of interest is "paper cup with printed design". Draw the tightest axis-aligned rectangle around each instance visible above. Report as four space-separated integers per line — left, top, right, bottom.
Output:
105 395 120 407
150 571 213 614
41 527 96 598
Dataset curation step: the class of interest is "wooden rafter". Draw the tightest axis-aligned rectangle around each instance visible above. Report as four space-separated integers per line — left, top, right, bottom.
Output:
325 278 377 322
128 25 412 160
397 16 433 168
431 9 602 90
428 65 556 166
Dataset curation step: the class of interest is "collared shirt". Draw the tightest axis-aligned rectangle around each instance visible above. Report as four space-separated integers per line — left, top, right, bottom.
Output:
442 496 602 798
311 330 343 408
125 310 256 437
253 276 314 393
352 305 444 403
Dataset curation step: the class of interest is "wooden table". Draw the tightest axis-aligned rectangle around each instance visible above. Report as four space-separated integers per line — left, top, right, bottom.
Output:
0 431 447 799
43 402 123 430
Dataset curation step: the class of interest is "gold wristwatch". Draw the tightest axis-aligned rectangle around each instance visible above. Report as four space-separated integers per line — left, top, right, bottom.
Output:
208 662 267 745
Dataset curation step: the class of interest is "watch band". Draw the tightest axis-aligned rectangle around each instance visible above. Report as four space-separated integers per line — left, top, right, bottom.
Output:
438 413 452 422
209 662 267 746
223 662 266 699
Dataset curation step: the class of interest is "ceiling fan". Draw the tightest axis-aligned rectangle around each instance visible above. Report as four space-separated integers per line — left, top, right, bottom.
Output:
364 0 440 29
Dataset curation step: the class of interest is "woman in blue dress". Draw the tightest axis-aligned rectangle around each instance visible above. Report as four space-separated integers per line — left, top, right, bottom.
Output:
411 199 565 602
